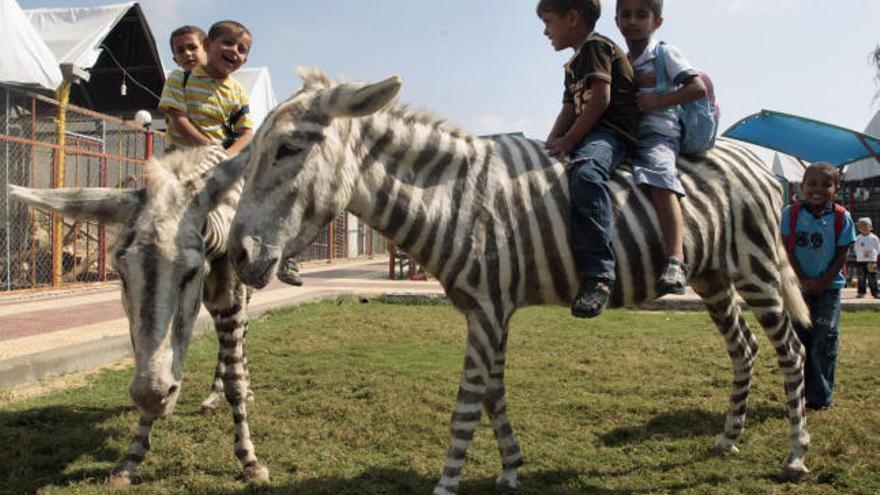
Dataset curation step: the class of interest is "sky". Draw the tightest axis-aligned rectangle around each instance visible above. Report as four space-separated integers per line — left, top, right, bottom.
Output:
16 0 880 145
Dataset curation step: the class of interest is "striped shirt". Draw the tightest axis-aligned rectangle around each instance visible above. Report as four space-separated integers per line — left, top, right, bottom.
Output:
159 67 253 150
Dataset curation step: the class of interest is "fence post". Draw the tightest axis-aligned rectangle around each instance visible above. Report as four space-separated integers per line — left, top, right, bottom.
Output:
51 65 89 287
51 81 71 287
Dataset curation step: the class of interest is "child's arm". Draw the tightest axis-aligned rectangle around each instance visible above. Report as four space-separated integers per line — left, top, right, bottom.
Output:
225 128 253 156
547 103 576 143
805 245 851 296
166 108 213 147
636 74 706 113
546 79 610 156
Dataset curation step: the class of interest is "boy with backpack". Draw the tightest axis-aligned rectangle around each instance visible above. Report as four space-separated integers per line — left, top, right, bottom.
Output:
615 0 714 295
159 22 302 286
781 162 855 412
159 21 254 157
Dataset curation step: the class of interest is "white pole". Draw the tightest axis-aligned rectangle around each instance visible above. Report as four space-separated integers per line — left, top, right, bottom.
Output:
4 89 10 290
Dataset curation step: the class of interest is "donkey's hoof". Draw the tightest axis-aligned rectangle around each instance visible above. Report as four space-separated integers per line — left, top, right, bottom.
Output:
712 438 740 455
782 460 809 482
106 469 140 487
247 389 255 403
200 394 222 414
242 463 270 484
495 470 521 492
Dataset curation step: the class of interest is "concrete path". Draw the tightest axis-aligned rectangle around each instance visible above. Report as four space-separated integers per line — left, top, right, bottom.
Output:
1 257 877 391
0 258 443 390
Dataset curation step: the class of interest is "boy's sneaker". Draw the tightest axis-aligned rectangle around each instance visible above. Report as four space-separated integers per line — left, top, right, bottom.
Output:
657 258 688 296
857 293 866 299
276 258 303 286
571 278 611 318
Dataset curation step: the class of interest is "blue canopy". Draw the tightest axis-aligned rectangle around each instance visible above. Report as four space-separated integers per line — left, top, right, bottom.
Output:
723 109 880 168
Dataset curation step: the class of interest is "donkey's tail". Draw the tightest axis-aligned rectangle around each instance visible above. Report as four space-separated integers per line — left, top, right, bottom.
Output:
777 236 810 327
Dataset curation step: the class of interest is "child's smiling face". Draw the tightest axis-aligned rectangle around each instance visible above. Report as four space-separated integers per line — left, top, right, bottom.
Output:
801 167 838 209
204 29 252 78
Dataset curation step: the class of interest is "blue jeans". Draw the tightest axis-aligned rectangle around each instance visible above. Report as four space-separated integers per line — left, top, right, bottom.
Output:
793 289 841 409
568 129 628 282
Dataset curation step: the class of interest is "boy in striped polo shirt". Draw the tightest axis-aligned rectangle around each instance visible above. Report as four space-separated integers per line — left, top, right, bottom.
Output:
160 21 303 285
159 20 254 157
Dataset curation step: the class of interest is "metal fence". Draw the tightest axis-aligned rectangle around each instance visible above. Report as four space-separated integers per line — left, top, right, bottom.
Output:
1 85 386 294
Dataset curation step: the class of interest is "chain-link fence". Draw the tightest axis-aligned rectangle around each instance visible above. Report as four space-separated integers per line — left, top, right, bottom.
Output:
1 85 388 293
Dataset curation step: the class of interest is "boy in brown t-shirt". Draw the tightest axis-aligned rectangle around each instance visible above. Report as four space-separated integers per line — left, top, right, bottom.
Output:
537 0 639 318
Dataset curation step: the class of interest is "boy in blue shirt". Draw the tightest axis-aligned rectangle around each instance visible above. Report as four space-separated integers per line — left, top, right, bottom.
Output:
537 0 640 318
781 162 855 411
615 0 707 295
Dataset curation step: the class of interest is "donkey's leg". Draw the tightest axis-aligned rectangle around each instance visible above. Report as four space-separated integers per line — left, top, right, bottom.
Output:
201 335 255 413
434 311 505 495
204 266 268 483
200 349 226 414
735 277 809 480
691 274 759 454
485 340 524 491
107 416 154 486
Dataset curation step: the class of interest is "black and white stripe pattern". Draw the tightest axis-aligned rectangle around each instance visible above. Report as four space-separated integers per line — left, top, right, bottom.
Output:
228 70 811 493
11 146 268 485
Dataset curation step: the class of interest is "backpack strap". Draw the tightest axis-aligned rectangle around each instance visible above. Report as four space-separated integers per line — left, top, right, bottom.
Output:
652 41 669 94
832 203 845 240
786 203 801 254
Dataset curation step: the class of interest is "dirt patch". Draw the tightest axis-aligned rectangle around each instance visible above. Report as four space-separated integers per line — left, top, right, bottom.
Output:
0 356 133 405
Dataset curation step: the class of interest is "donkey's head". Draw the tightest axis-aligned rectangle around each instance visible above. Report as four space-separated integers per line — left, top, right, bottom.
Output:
9 146 245 418
229 68 402 287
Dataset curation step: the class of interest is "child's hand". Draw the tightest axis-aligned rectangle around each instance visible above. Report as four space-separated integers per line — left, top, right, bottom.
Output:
636 92 664 112
545 136 575 157
802 278 825 297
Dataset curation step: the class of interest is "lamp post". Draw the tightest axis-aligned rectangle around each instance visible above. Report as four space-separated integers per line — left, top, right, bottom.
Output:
134 109 153 160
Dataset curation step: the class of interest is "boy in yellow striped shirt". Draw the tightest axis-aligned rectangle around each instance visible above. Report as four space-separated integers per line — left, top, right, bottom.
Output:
159 20 254 157
160 21 303 286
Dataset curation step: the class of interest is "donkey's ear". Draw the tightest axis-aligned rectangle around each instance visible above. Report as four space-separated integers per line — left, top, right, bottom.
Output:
9 185 145 224
328 75 402 118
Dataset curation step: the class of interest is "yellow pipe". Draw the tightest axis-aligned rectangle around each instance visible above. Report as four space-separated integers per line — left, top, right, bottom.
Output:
52 81 72 287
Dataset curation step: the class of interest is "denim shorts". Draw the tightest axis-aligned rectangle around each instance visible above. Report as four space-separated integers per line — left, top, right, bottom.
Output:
632 133 685 196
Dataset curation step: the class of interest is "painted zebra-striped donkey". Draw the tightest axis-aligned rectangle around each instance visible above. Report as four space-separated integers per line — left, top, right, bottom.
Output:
214 69 810 492
9 146 269 485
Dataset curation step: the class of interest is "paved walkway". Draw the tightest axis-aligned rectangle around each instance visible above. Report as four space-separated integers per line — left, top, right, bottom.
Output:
1 258 877 390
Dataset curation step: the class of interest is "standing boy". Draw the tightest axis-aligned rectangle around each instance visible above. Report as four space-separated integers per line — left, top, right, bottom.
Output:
159 20 254 157
854 217 879 298
537 0 640 318
615 0 707 295
781 162 856 411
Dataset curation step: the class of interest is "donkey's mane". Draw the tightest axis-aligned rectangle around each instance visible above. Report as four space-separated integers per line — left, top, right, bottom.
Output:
143 146 227 199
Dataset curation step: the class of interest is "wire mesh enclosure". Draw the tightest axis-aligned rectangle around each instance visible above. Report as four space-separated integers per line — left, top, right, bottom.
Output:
1 85 387 293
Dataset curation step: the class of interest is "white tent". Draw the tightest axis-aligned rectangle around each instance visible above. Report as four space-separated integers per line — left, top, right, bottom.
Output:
0 0 61 89
22 2 164 114
843 110 880 182
232 67 278 130
772 152 805 183
24 2 135 69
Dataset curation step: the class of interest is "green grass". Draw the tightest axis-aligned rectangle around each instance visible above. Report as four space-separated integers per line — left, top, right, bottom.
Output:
1 301 879 495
